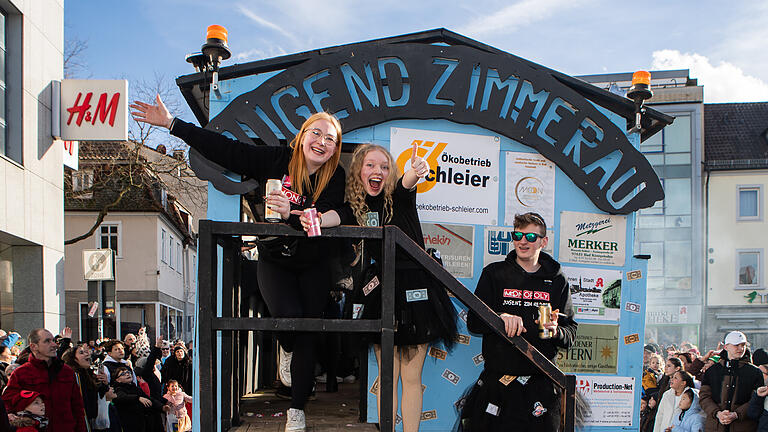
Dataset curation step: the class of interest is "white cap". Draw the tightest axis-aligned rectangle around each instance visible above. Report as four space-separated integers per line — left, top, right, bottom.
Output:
724 331 748 345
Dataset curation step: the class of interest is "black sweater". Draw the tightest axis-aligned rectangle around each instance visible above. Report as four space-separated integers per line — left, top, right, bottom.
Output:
170 119 346 267
467 251 577 375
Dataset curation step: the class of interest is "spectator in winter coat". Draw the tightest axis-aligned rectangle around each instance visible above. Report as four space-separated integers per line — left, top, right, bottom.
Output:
110 366 167 432
700 331 763 432
7 390 48 431
655 371 695 432
161 346 192 395
135 337 165 400
669 387 705 432
747 382 768 432
2 329 87 432
101 340 137 385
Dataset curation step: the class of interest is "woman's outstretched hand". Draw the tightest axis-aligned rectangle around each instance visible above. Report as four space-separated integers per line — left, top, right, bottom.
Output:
130 94 174 129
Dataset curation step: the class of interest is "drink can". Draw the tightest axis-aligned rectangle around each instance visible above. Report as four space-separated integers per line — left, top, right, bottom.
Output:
265 179 283 222
538 304 554 339
304 207 322 237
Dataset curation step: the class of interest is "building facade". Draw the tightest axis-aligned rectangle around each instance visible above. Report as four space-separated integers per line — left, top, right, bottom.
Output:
63 141 204 343
579 70 705 347
0 0 65 337
703 103 768 349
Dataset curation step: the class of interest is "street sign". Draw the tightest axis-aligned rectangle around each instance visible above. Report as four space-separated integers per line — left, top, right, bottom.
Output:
83 249 114 281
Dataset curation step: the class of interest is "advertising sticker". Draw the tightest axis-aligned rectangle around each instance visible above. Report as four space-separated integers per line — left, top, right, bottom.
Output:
504 152 555 227
422 223 474 278
556 324 618 374
559 211 627 266
391 127 499 225
576 375 635 427
562 266 622 321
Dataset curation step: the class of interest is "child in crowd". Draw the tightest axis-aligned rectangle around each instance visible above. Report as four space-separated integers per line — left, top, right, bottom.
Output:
667 388 704 432
163 379 193 432
111 365 167 431
7 390 48 431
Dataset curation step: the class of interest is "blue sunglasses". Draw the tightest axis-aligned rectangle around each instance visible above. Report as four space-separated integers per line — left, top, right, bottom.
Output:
512 231 544 242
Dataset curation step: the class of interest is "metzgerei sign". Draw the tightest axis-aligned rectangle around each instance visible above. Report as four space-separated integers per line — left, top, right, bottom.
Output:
61 80 128 141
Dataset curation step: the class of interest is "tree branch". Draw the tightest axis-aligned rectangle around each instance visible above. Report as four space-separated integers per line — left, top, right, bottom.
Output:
64 185 131 245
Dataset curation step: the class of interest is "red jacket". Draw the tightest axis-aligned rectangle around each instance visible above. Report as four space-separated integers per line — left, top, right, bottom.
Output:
2 354 86 432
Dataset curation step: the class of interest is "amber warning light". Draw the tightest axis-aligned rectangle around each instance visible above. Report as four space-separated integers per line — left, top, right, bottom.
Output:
627 71 653 134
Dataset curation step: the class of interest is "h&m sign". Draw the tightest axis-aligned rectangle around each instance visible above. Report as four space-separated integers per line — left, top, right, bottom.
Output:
60 80 128 141
192 38 663 214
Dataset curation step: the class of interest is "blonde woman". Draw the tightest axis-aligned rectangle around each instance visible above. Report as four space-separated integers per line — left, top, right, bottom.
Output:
305 143 457 431
132 96 345 431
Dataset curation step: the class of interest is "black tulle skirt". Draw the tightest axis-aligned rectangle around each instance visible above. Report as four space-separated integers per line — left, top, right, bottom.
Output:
346 262 457 348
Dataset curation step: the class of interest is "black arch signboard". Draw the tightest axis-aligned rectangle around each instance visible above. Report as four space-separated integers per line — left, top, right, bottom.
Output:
190 38 664 214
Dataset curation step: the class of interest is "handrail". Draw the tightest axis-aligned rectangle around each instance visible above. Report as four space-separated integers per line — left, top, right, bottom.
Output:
196 220 575 432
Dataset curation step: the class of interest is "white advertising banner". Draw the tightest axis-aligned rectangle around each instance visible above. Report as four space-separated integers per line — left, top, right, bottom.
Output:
391 127 499 225
504 152 555 226
61 79 129 141
562 266 622 321
483 225 553 266
559 211 627 266
421 223 474 278
576 375 635 427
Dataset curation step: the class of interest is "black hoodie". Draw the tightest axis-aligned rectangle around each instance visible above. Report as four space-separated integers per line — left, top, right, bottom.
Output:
467 251 577 375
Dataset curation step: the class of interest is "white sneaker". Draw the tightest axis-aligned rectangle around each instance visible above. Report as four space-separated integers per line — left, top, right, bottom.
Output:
279 345 292 387
342 374 356 384
315 373 343 384
285 408 306 431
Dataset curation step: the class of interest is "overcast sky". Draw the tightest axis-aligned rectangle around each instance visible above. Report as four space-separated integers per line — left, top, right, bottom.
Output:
65 0 768 117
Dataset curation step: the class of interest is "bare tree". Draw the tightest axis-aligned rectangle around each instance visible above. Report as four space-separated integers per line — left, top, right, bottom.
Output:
64 35 91 79
62 34 206 246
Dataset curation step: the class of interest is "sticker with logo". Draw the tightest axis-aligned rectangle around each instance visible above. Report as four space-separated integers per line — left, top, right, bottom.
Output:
532 402 547 417
502 289 550 301
486 403 500 416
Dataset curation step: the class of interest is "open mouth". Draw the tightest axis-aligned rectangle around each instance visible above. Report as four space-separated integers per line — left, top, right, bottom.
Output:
368 177 382 193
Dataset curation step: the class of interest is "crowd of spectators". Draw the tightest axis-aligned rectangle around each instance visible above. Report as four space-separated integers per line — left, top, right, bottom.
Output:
641 331 768 432
0 327 194 432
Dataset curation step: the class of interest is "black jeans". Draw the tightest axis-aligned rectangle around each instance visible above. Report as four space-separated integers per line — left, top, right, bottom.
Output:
257 259 331 409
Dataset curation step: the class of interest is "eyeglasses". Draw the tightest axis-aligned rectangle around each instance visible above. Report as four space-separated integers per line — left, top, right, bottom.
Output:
512 231 545 242
307 128 337 146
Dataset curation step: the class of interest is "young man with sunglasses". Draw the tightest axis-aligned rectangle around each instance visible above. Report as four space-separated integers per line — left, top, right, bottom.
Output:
462 212 577 431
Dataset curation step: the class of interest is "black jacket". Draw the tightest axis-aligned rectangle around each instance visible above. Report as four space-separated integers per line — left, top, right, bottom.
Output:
700 350 763 431
747 389 768 432
161 354 193 394
467 251 577 375
136 347 163 400
170 119 346 267
111 382 164 432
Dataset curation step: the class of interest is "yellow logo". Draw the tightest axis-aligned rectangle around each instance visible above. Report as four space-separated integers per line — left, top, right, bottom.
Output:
395 139 446 193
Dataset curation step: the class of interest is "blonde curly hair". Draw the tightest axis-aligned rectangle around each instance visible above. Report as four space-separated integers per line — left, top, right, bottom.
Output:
345 144 400 226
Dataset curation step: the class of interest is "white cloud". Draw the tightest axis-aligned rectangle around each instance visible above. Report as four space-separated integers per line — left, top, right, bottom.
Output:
234 46 287 62
458 0 587 36
236 4 294 40
651 49 768 103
